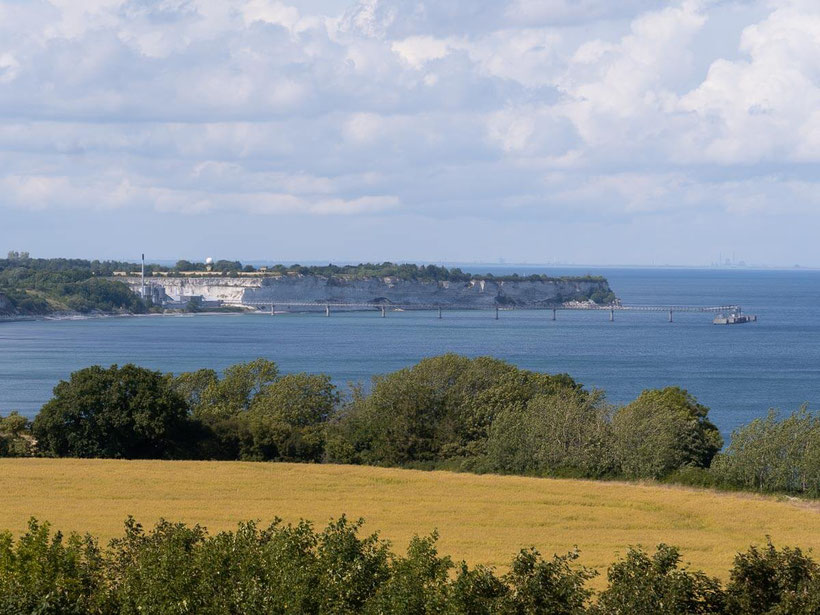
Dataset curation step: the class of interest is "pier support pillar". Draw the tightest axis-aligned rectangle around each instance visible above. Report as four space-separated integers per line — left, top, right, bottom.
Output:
552 309 557 321
669 310 673 323
380 306 386 318
495 307 499 320
610 309 614 322
325 305 330 317
270 303 274 316
438 307 442 319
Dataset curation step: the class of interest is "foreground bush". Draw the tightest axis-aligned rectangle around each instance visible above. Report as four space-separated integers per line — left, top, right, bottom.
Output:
0 519 104 615
592 544 725 614
1 518 818 614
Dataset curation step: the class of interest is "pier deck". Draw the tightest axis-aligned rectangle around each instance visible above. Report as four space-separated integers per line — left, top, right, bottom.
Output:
240 301 745 321
242 301 740 312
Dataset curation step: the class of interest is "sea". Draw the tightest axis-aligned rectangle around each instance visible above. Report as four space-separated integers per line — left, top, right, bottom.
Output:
2 267 819 440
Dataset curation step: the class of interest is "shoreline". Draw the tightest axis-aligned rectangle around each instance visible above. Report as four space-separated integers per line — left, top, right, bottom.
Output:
0 303 599 323
0 309 256 323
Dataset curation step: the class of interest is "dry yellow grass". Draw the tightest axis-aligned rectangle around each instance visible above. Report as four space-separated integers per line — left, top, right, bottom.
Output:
1 459 818 587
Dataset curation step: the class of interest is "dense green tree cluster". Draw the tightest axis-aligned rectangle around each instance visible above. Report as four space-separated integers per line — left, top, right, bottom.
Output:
168 359 337 462
325 355 594 470
1 518 817 614
0 257 147 315
32 365 194 459
612 388 724 480
0 412 33 457
174 259 243 272
9 355 819 498
486 389 614 478
591 544 726 614
170 259 609 287
711 407 820 496
325 355 721 481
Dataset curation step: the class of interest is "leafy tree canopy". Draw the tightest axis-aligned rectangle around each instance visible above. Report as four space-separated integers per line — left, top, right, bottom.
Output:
32 364 192 459
611 387 723 479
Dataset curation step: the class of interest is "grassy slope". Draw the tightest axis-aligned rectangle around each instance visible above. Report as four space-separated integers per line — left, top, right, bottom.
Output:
1 459 817 586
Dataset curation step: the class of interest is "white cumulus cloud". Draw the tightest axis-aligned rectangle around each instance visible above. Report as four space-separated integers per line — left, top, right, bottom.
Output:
1 0 819 264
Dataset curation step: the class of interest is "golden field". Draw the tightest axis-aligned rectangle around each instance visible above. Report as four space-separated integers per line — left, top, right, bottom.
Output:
1 458 818 586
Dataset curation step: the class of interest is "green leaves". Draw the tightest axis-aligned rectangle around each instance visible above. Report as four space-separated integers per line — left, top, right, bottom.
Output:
0 518 103 615
19 355 816 499
170 361 338 462
326 355 586 468
725 539 820 615
593 545 725 615
611 387 723 480
7 518 815 614
242 373 338 462
0 412 34 457
486 389 614 477
32 365 191 459
712 407 820 496
0 518 598 614
194 358 280 420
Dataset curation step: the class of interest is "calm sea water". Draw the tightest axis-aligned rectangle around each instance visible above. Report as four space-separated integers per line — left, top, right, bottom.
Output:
2 267 819 439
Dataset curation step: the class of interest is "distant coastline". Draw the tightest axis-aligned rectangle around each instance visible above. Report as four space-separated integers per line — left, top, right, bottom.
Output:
0 256 617 318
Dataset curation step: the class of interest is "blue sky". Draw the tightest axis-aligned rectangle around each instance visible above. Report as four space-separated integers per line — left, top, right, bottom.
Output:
1 0 818 266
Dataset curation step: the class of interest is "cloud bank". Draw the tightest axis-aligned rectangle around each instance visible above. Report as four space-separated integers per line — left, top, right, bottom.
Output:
1 0 818 264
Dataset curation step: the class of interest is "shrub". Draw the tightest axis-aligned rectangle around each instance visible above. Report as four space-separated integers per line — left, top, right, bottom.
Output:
0 412 34 457
711 408 820 496
592 544 725 614
0 519 103 615
240 373 338 462
2 517 820 614
363 533 453 614
325 355 584 467
500 548 595 614
32 364 193 459
724 539 820 615
611 387 723 480
486 389 615 478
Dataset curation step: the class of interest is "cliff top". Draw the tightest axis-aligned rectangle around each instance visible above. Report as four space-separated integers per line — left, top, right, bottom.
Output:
115 260 608 284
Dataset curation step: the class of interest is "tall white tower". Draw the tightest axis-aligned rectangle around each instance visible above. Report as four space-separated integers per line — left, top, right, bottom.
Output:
141 253 145 298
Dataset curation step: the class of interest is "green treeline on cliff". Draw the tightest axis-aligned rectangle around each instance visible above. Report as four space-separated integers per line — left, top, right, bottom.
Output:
0 254 616 315
0 255 148 315
3 516 820 615
4 355 818 498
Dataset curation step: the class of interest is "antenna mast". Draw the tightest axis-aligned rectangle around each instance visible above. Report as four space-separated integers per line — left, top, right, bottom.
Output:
141 253 145 299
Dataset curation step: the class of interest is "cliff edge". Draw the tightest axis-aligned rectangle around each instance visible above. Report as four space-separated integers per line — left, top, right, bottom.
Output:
124 274 617 309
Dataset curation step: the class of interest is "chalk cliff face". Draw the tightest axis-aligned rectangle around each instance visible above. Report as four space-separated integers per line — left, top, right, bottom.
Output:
124 277 257 304
123 275 614 308
245 276 610 306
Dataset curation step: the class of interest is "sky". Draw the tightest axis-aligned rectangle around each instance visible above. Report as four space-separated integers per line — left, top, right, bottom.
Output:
0 0 818 267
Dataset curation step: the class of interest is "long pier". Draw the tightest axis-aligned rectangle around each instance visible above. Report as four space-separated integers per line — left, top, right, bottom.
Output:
240 301 743 322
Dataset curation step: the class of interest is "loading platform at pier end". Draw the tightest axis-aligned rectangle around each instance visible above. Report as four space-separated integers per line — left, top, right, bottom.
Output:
240 301 756 324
